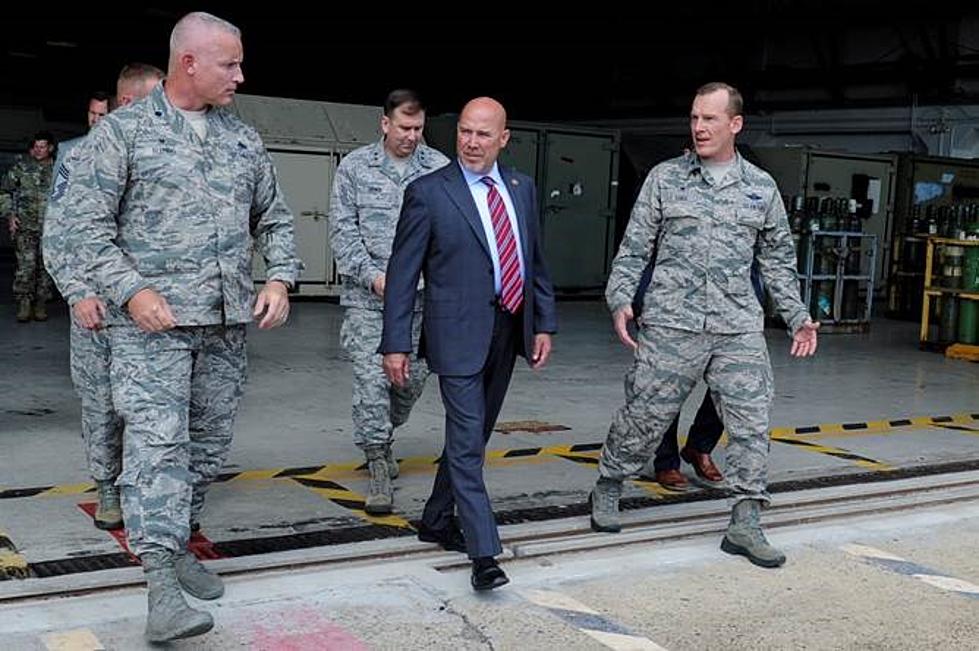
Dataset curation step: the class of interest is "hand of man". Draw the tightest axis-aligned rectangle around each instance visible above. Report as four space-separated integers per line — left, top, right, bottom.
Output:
127 288 176 333
531 333 552 369
254 280 291 329
8 216 19 236
613 305 638 350
372 274 386 298
383 352 410 388
72 296 107 330
790 319 820 357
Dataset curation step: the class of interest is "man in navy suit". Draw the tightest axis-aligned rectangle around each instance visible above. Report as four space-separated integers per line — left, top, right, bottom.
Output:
381 97 557 591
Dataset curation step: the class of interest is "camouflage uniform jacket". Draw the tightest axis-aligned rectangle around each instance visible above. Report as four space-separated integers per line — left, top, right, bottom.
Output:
1 155 53 232
329 139 448 310
44 134 97 305
606 151 809 334
60 83 302 326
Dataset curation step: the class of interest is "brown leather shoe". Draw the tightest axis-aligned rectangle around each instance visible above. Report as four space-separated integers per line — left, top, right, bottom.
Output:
654 468 690 491
680 446 724 482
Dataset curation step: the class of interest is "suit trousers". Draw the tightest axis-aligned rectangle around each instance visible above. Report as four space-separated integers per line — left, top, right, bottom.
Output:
421 306 520 558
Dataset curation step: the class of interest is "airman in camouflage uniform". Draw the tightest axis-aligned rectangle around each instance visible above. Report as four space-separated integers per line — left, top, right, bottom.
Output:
330 89 449 514
590 83 820 569
1 132 55 321
60 13 301 642
45 77 162 531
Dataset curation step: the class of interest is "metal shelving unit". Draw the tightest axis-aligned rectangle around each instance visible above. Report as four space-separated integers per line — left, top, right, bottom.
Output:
799 231 878 332
918 236 979 354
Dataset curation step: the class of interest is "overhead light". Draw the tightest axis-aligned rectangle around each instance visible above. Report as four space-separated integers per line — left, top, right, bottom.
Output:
8 51 38 59
45 41 78 48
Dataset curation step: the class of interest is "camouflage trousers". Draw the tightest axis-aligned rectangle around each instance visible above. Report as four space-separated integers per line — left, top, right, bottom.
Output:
340 307 428 450
599 325 774 504
110 324 247 556
13 230 54 302
70 320 123 482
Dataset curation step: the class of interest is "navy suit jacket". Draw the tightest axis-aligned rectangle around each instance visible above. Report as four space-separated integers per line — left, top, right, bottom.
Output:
380 161 557 376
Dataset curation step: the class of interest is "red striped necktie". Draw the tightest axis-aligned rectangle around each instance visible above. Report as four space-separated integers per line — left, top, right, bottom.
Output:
480 176 523 313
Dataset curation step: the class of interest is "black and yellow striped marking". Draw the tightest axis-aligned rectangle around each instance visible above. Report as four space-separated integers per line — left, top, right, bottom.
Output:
0 529 29 580
6 457 979 582
1 412 976 502
772 437 893 470
769 412 979 441
544 445 683 498
289 476 413 529
934 423 979 434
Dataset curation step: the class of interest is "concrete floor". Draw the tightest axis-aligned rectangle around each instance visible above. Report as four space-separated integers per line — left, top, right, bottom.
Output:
1 282 978 650
2 482 977 650
1 294 977 574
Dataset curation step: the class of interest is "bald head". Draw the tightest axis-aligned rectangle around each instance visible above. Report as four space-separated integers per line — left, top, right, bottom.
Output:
165 11 244 109
457 97 510 175
461 97 507 129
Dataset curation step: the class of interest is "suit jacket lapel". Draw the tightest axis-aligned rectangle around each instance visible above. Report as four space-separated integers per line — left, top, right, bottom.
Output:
442 162 492 258
499 165 531 262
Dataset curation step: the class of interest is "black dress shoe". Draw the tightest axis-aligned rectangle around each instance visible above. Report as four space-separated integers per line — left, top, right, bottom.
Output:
416 521 466 553
471 557 509 591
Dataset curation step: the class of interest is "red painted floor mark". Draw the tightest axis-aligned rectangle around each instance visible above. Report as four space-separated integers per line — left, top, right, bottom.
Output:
189 530 225 559
248 608 369 651
76 502 226 560
77 502 135 560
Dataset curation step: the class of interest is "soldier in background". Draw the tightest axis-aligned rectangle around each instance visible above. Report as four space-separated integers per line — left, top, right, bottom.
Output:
589 82 820 569
87 91 110 124
44 64 164 532
329 89 449 515
2 132 56 322
50 91 109 206
114 62 166 108
61 13 301 642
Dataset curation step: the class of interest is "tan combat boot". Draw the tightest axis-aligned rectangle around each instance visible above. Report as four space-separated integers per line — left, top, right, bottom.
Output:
364 445 393 515
142 551 213 642
174 551 224 600
720 499 786 568
385 444 400 479
93 480 123 530
16 297 31 322
589 477 623 533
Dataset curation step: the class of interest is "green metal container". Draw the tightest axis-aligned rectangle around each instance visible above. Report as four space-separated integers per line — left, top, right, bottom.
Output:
943 245 964 289
958 301 978 344
940 295 959 342
960 225 979 343
964 226 979 292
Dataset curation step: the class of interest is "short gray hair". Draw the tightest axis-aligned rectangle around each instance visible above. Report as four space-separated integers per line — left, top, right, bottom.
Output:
169 11 241 58
117 62 164 88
